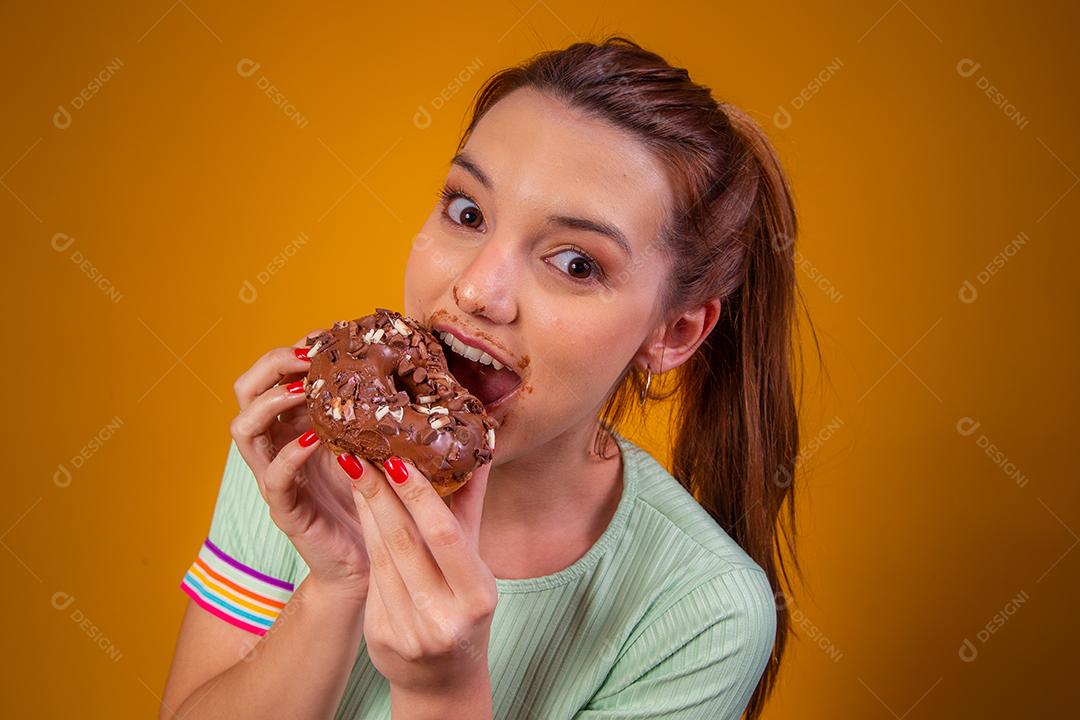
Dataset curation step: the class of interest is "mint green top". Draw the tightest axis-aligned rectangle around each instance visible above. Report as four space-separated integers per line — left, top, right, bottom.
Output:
191 431 776 719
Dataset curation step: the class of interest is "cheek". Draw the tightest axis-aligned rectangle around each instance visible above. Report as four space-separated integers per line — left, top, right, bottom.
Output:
404 218 449 309
536 315 628 390
408 216 480 287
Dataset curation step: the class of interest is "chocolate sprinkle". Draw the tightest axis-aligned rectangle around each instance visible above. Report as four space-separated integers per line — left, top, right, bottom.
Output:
303 310 495 496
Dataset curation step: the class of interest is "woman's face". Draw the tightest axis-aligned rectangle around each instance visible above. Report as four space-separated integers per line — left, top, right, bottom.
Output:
404 87 674 463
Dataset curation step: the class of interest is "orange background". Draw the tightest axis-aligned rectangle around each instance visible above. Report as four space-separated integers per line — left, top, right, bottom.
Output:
4 1 1077 716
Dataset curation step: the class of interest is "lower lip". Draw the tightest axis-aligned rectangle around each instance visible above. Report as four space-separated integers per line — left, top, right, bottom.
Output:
482 380 523 414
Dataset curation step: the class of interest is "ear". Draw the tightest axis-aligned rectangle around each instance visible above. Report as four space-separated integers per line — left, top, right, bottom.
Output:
633 298 721 373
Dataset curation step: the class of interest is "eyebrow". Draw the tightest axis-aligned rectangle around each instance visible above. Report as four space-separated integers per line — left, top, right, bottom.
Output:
451 152 493 191
449 152 634 259
548 214 632 259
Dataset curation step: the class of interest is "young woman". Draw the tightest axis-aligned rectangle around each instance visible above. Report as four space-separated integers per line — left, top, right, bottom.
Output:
162 36 805 720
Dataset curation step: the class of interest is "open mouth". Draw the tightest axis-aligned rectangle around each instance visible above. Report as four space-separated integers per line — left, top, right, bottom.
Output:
435 331 523 409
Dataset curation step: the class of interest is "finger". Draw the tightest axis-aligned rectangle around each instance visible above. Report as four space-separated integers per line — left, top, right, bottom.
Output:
348 459 424 628
261 430 322 522
233 345 314 410
231 381 309 475
350 455 451 603
447 461 492 547
274 329 324 391
362 568 423 662
276 370 308 389
255 328 327 425
276 402 313 429
380 456 491 602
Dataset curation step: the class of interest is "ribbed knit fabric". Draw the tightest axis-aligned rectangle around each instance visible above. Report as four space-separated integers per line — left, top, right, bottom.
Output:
181 431 776 719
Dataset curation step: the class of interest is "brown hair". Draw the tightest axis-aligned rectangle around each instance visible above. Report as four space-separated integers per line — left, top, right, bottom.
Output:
456 36 815 719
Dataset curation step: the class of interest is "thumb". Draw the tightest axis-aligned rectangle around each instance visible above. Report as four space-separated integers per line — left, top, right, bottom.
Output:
449 460 492 546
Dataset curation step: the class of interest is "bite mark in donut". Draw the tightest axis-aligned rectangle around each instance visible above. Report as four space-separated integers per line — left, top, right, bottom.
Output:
303 309 497 496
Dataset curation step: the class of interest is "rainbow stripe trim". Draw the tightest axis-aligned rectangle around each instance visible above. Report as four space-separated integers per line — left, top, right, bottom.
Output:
179 538 295 636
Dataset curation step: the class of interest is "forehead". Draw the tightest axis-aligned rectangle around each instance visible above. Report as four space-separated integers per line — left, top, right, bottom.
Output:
457 87 672 249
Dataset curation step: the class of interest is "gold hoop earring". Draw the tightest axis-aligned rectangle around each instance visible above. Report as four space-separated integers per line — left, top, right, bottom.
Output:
640 347 665 409
640 366 652 408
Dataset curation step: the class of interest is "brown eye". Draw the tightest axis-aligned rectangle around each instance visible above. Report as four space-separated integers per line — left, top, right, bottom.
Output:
567 256 593 279
447 196 483 228
548 248 603 283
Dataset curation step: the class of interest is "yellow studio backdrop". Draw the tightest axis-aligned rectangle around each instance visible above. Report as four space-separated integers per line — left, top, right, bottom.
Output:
3 1 1077 716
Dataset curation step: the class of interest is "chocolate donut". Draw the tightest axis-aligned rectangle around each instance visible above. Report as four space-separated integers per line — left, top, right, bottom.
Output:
302 309 497 496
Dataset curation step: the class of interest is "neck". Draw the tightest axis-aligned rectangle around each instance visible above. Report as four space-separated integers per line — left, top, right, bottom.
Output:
480 414 621 535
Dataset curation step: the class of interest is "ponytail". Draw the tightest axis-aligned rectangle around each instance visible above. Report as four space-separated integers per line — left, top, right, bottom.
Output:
668 103 804 719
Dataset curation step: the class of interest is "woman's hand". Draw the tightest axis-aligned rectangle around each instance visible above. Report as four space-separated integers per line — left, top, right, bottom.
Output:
346 453 498 706
229 330 370 602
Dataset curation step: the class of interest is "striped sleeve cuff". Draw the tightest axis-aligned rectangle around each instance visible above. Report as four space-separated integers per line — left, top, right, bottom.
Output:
179 537 295 636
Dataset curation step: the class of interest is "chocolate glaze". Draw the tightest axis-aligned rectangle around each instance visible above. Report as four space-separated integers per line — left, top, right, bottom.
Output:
303 309 497 496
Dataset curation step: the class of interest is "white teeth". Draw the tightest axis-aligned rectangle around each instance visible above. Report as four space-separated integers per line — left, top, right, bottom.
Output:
450 335 471 358
440 331 506 369
446 334 470 358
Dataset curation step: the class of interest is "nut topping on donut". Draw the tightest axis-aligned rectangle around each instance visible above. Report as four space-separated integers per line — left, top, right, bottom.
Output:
303 308 497 496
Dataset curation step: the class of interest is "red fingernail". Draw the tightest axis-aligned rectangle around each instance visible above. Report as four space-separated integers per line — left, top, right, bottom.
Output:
294 347 311 361
384 456 408 484
286 380 305 394
337 453 364 480
298 430 318 447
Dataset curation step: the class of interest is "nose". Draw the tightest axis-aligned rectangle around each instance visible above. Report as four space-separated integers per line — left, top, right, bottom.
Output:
453 240 517 325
